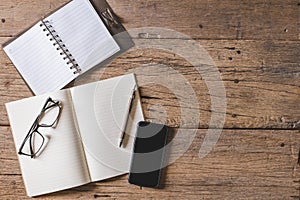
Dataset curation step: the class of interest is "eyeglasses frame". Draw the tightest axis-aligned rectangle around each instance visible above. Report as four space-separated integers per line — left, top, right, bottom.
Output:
18 97 62 159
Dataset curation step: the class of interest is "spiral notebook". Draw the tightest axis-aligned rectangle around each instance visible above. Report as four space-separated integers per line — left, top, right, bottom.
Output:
3 0 121 95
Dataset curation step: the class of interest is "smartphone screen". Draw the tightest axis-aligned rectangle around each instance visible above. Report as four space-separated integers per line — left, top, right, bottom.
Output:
128 121 168 188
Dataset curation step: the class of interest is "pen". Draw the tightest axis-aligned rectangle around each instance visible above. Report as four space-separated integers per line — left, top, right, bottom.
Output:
119 86 137 147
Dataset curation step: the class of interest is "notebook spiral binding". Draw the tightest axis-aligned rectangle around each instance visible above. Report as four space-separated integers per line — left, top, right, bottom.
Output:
40 20 81 75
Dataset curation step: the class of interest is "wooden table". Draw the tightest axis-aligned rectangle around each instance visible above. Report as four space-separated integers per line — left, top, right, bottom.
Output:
1 0 300 199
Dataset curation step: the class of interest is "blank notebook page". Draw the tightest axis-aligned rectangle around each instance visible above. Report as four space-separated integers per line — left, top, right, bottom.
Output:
45 0 120 72
70 74 144 179
3 22 76 95
5 90 90 197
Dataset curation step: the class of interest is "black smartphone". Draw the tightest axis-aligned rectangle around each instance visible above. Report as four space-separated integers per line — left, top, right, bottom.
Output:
128 121 169 188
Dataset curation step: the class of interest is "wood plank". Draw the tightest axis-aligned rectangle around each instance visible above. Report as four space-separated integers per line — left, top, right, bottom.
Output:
1 0 299 199
1 38 299 128
110 0 300 40
0 0 299 40
1 126 300 199
0 0 68 36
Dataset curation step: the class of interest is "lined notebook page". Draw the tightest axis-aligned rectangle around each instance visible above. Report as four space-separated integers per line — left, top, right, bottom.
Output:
6 90 90 197
45 0 120 73
83 95 144 182
70 74 144 181
3 23 77 95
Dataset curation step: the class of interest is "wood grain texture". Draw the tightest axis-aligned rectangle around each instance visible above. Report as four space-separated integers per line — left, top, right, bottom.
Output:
0 0 299 199
1 127 300 199
0 0 299 40
1 38 299 128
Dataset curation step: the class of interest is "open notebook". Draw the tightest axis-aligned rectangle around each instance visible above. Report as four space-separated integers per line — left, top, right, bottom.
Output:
6 74 144 197
3 0 120 95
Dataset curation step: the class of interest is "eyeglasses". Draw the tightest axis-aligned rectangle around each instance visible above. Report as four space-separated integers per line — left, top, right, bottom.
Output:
18 97 62 159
